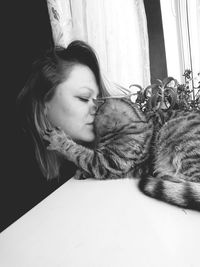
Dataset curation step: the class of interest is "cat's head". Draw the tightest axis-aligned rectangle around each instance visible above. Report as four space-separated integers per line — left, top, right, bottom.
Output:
94 97 135 136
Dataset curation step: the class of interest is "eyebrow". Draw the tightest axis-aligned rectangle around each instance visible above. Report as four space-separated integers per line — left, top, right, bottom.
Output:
80 87 94 91
79 87 99 96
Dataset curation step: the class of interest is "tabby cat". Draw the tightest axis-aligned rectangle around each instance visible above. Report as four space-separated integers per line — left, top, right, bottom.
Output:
139 110 200 211
44 97 153 179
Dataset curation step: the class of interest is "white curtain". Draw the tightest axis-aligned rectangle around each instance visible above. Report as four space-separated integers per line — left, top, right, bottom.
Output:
47 0 150 94
160 0 200 87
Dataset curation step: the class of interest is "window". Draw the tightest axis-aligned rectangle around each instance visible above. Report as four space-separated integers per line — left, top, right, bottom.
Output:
160 0 200 89
47 0 150 91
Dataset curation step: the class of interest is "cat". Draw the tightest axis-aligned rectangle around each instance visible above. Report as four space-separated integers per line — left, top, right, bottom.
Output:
43 96 154 180
139 110 200 211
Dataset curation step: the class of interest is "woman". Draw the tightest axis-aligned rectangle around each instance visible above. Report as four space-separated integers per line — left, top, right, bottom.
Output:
17 40 110 181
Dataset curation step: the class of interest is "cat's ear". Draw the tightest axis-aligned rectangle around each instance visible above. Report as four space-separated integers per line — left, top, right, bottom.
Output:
93 98 105 112
95 98 105 106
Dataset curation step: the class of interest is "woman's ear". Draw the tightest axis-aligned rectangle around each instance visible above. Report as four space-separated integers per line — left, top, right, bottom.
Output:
43 103 54 130
44 102 50 116
44 102 53 120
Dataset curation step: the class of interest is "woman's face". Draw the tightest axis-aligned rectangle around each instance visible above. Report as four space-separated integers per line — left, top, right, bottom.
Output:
45 64 99 143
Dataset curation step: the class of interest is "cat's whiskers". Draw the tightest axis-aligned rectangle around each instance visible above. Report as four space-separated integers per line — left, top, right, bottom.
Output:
98 93 138 101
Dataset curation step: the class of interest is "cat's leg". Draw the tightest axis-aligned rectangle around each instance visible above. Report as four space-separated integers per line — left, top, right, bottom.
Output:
43 128 127 179
43 128 95 174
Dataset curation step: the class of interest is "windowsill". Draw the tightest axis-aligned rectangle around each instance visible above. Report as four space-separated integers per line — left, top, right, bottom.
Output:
0 177 199 267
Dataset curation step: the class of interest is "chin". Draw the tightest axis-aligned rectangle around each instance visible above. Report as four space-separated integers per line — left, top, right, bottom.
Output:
83 136 95 143
80 133 95 143
76 135 95 147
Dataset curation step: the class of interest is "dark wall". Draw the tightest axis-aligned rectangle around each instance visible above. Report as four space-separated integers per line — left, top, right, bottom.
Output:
1 0 67 233
144 0 167 83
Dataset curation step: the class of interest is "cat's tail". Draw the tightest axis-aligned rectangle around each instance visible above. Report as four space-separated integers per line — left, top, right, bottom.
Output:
139 176 200 211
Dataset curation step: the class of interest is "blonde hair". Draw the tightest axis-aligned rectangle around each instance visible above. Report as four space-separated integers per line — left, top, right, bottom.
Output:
17 40 109 180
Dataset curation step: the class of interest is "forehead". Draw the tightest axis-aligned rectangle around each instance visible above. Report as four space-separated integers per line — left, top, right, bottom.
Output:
61 64 99 93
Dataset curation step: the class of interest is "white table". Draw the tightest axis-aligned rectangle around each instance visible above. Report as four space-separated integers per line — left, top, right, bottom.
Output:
0 177 199 267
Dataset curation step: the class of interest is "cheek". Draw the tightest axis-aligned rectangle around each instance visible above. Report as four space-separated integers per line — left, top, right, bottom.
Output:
46 97 91 139
46 101 70 129
57 108 85 136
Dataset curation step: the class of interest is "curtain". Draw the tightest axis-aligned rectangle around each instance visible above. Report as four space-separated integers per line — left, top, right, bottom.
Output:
189 0 200 88
160 0 200 87
176 0 200 82
47 0 150 94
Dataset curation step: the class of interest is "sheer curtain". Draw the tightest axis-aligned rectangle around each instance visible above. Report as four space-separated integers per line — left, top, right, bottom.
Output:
47 0 150 94
160 0 200 86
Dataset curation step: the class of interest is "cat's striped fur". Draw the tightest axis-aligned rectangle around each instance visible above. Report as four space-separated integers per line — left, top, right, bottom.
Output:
139 110 200 211
44 97 153 179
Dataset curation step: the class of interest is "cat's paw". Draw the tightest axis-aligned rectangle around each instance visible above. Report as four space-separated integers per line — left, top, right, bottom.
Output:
73 170 88 180
74 170 83 180
43 127 72 151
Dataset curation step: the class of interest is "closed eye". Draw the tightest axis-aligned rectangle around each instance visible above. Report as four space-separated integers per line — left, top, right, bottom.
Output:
78 97 89 102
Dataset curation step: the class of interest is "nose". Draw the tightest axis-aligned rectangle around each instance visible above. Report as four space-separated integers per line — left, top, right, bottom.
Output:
90 98 98 115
